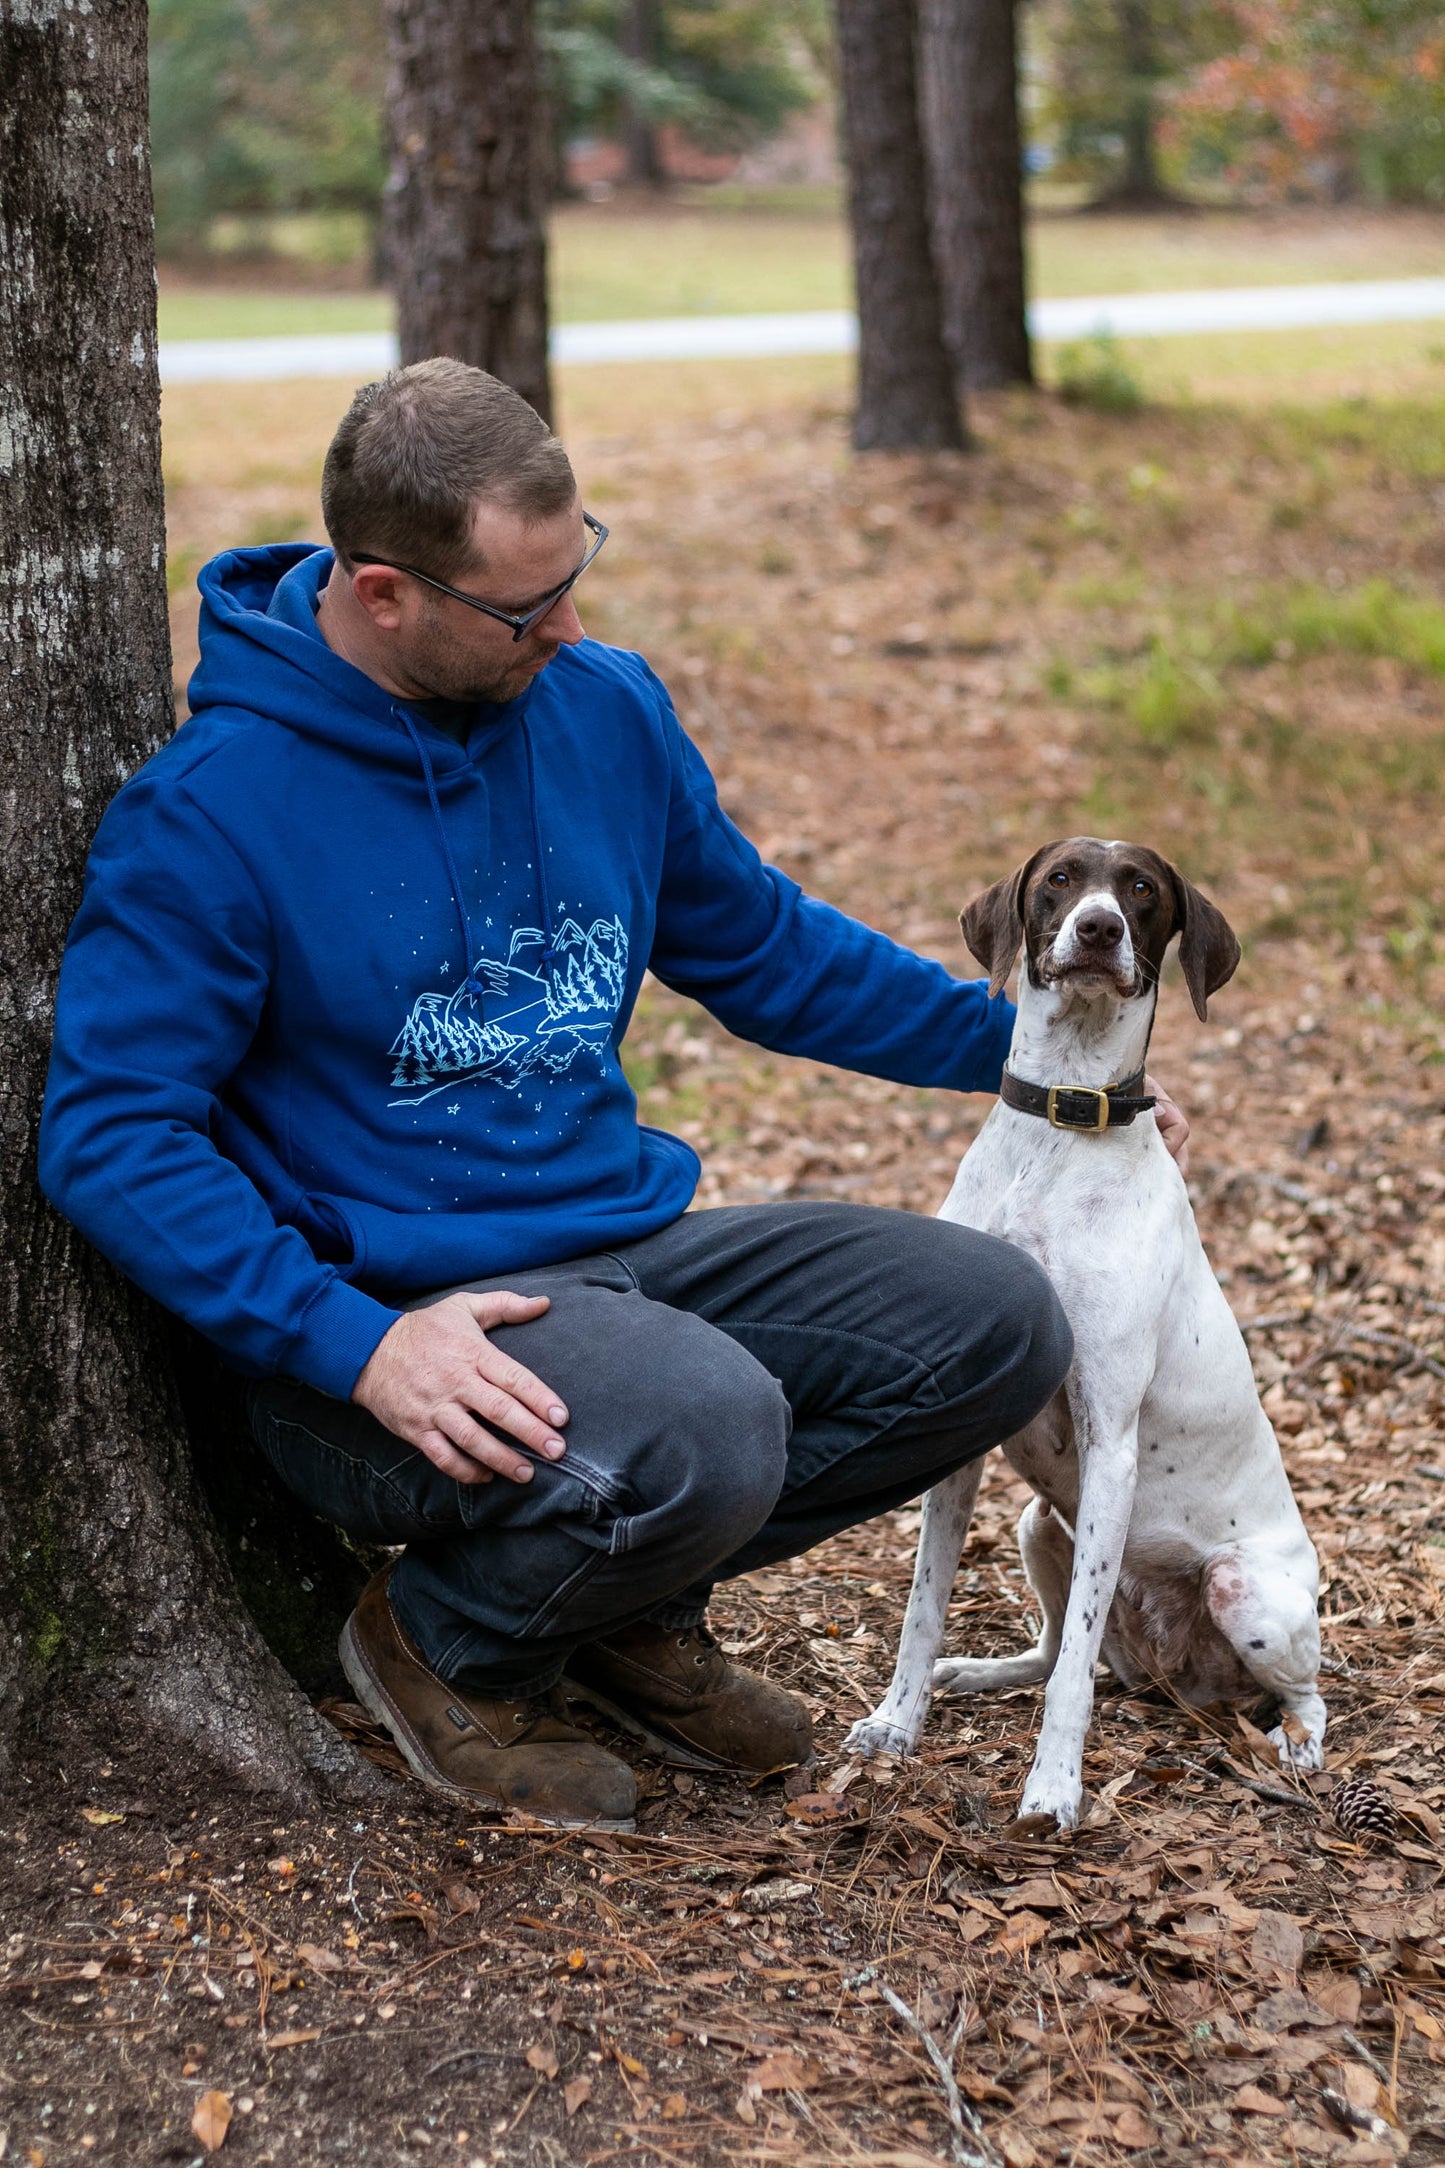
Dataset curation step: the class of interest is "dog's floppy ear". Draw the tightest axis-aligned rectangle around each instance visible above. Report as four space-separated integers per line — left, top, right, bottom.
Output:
1167 865 1241 1021
960 844 1057 998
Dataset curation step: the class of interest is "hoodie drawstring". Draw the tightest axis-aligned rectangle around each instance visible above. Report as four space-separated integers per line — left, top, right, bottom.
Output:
522 717 558 973
398 712 492 1009
398 706 554 1005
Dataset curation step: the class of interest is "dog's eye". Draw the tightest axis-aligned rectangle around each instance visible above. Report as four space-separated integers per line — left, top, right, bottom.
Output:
1132 879 1154 897
1049 870 1069 888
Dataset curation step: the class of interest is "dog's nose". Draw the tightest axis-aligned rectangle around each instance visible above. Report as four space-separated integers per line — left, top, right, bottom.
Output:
1075 909 1125 951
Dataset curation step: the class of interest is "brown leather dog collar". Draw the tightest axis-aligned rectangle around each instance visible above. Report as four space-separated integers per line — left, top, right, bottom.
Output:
999 1065 1156 1132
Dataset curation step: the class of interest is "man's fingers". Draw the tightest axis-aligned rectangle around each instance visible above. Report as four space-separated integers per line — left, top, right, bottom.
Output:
464 1378 565 1457
1145 1075 1190 1169
436 1409 534 1485
456 1290 569 1426
461 1289 551 1328
415 1429 494 1485
476 1347 569 1431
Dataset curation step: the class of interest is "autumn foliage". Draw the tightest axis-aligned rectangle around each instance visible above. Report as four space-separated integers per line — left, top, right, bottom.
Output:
1165 0 1445 201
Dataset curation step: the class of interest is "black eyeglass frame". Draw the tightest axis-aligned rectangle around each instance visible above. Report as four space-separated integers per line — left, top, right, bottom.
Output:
349 511 609 642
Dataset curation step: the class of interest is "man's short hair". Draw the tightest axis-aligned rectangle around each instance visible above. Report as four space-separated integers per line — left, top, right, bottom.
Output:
321 358 577 581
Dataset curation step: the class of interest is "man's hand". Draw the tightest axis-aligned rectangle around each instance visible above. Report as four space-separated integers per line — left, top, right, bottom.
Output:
1146 1073 1189 1174
351 1291 568 1485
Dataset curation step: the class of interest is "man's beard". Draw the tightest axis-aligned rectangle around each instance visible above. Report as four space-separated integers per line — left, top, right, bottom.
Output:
408 602 553 705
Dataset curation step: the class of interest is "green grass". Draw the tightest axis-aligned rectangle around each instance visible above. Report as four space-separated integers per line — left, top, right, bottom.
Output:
1056 576 1445 770
159 201 1445 344
1026 206 1445 297
157 288 395 341
1218 579 1445 675
1054 332 1145 414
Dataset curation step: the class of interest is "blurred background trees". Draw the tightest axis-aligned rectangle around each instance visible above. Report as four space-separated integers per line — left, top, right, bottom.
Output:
545 0 830 189
1162 0 1445 207
147 0 1445 269
1036 0 1445 207
148 0 388 260
147 0 831 259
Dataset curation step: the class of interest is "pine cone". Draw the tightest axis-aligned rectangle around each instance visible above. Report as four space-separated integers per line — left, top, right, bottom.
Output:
1332 1776 1398 1842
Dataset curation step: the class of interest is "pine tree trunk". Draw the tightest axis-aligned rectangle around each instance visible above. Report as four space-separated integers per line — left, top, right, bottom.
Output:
384 0 553 420
621 0 666 189
1088 0 1181 211
834 0 965 452
918 0 1033 391
0 0 366 1800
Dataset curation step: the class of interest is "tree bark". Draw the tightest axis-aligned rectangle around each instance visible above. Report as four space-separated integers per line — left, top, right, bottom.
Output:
1086 0 1184 211
834 0 965 452
621 0 666 189
918 0 1033 391
384 0 553 420
0 0 364 1800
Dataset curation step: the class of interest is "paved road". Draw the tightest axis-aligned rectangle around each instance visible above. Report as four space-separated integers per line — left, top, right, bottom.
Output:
158 276 1445 386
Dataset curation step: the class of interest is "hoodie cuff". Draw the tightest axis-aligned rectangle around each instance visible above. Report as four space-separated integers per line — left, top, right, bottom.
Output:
284 1276 402 1400
962 990 1016 1095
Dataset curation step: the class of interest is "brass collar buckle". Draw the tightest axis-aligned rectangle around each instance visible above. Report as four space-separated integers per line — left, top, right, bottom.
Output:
1046 1084 1112 1132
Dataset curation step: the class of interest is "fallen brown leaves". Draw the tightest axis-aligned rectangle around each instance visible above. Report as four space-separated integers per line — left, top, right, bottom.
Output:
190 2087 231 2151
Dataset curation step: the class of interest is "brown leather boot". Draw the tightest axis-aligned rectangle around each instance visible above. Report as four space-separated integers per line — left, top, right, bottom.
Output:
565 1620 812 1774
339 1568 636 1829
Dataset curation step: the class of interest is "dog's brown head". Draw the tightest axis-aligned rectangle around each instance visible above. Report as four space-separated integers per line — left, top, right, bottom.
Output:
960 837 1240 1021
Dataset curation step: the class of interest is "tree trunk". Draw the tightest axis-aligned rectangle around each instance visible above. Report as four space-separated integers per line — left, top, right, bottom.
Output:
918 0 1033 391
384 0 553 421
1087 0 1183 211
0 0 365 1801
621 0 666 189
834 0 965 452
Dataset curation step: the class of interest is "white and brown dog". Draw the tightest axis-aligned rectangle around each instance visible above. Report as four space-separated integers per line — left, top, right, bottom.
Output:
847 837 1325 1830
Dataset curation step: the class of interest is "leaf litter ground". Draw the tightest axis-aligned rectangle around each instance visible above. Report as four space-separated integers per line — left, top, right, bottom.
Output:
5 373 1445 2166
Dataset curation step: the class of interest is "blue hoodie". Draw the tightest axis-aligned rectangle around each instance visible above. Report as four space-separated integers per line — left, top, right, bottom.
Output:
39 544 1014 1399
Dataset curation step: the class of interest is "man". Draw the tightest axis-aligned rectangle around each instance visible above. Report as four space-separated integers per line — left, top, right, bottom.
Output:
41 360 1184 1832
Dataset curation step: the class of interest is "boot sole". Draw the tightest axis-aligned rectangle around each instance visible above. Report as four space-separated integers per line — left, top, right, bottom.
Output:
562 1676 798 1776
339 1613 636 1833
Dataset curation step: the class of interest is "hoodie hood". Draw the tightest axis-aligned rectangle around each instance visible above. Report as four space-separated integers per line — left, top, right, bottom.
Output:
190 542 534 772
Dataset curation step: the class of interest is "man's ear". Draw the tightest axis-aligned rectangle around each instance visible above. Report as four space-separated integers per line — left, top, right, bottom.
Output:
1167 865 1242 1020
959 844 1056 998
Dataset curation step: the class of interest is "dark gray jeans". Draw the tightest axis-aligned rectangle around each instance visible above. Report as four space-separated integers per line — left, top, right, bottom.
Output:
247 1203 1072 1697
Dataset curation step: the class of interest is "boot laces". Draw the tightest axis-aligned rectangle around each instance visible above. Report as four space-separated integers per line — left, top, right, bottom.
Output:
675 1623 721 1670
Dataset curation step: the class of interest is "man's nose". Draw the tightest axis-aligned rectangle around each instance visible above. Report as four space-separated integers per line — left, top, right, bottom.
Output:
1075 908 1125 950
535 593 585 648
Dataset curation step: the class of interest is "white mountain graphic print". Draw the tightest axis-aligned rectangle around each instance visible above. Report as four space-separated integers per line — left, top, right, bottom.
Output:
388 916 628 1105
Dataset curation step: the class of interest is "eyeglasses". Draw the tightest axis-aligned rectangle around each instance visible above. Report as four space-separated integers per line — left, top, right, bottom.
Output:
350 511 609 642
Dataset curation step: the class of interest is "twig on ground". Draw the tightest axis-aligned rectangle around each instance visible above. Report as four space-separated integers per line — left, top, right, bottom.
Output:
1320 2086 1403 2150
1343 2028 1393 2087
844 1967 1002 2168
421 2045 514 2080
1184 1750 1317 1812
1345 1327 1445 1383
1237 1308 1319 1333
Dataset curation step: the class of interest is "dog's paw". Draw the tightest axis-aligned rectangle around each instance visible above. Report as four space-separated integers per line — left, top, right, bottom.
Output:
843 1714 919 1761
932 1658 983 1696
1018 1773 1083 1830
1269 1721 1325 1773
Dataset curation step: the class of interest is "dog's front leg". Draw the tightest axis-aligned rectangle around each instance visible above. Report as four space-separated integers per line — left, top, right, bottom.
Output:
1018 1384 1141 1830
845 1457 986 1761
